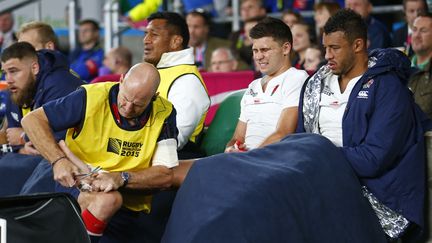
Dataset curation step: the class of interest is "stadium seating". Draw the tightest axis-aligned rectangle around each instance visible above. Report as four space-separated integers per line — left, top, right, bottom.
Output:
200 89 245 156
200 70 255 126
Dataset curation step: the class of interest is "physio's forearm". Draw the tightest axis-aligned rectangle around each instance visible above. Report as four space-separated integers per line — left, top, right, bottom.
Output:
21 108 65 164
126 166 174 190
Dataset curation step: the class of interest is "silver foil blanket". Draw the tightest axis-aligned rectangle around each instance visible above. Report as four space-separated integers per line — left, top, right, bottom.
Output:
361 186 409 239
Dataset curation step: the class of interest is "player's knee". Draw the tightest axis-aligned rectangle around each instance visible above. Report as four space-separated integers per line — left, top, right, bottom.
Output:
77 192 92 210
96 191 123 210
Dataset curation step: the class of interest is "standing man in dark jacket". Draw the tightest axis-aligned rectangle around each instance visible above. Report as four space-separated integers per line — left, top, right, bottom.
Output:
297 9 426 241
0 42 84 195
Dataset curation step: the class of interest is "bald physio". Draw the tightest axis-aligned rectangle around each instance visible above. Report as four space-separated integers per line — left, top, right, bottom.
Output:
123 62 160 91
117 63 161 121
22 61 180 237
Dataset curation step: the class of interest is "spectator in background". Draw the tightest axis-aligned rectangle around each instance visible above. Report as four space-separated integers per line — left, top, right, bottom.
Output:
0 12 16 53
210 47 238 72
225 17 308 152
240 0 267 21
393 0 429 57
409 13 432 118
411 13 432 71
281 9 303 28
232 16 265 70
18 21 58 51
69 19 104 82
230 0 267 70
345 0 391 50
91 46 132 83
291 22 315 70
102 46 132 75
304 45 325 75
313 2 340 42
186 10 231 71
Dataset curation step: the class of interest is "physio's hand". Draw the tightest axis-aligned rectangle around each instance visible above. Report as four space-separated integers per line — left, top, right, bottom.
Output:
6 127 25 145
58 140 90 174
53 158 80 188
91 172 124 192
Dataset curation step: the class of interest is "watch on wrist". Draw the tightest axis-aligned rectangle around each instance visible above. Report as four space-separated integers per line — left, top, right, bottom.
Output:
120 171 130 188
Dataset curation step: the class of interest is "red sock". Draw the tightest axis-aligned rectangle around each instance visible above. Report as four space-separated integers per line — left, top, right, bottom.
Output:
82 209 107 236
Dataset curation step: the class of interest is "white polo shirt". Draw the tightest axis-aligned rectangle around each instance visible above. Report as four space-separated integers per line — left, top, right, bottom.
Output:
239 67 308 149
319 74 362 147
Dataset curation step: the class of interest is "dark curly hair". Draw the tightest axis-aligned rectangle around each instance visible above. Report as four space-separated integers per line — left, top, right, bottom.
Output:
148 12 190 49
323 9 367 44
249 17 293 45
1 42 37 63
